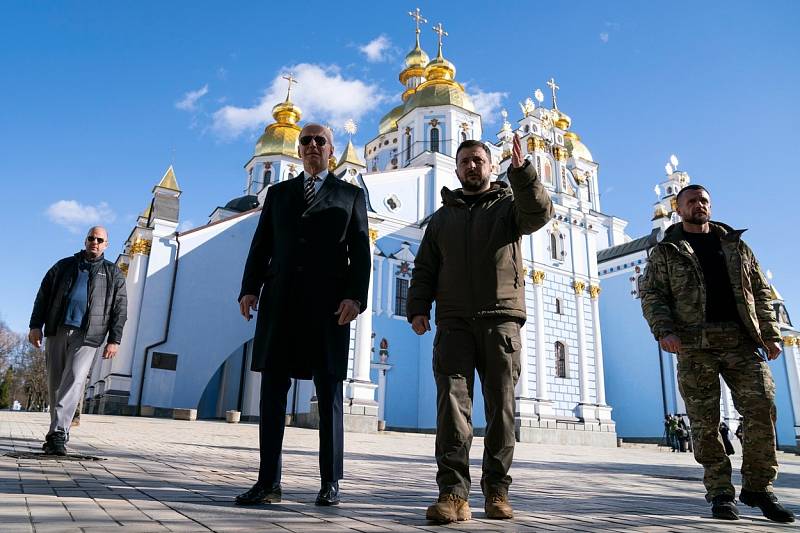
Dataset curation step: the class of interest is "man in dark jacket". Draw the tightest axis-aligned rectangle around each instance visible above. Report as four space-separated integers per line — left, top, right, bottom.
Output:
236 123 371 507
28 226 127 455
407 134 553 523
640 185 794 523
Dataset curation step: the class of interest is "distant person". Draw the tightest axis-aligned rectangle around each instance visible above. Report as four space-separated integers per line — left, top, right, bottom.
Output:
28 226 127 456
640 185 793 522
407 135 553 523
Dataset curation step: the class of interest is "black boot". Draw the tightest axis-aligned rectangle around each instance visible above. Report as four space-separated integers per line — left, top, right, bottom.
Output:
739 490 795 523
711 494 740 520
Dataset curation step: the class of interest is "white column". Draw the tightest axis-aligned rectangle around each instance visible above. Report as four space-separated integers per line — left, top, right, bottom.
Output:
347 233 378 404
106 242 150 394
589 286 605 405
673 354 686 414
531 271 553 418
574 280 594 421
589 285 613 422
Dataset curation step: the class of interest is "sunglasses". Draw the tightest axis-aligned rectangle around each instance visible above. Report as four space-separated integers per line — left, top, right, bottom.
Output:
86 236 106 244
299 135 328 147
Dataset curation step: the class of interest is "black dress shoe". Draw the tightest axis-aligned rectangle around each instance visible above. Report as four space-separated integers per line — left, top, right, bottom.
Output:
315 481 340 506
235 483 281 505
739 489 795 523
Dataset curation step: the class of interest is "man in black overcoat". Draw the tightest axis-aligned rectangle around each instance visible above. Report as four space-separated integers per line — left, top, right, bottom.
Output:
236 123 371 506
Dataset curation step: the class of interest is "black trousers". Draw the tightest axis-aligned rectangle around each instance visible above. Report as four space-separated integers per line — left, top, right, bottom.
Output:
257 370 344 486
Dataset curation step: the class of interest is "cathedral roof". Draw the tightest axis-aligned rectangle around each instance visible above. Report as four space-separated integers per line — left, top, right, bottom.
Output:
597 228 661 263
223 194 260 213
378 104 405 135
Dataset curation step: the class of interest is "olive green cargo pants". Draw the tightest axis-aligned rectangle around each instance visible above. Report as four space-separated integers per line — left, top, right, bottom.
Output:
433 317 522 499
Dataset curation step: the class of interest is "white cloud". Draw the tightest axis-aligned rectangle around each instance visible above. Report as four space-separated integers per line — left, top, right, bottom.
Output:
46 200 116 233
211 63 387 140
467 87 508 125
359 35 392 63
175 84 209 111
599 32 609 44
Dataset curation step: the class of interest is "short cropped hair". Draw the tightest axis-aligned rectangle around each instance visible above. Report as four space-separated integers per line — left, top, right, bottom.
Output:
676 184 710 205
455 140 492 162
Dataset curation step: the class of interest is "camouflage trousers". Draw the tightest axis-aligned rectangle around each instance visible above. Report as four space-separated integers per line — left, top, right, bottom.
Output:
677 340 777 501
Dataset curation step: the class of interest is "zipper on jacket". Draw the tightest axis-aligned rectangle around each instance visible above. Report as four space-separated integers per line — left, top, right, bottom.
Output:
465 204 475 317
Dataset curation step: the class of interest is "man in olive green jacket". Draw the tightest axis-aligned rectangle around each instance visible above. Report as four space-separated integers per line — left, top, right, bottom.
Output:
640 184 793 523
407 134 553 524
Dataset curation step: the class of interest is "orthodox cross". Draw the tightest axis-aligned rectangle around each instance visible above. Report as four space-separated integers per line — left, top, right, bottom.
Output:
282 73 298 101
432 22 448 55
547 77 560 110
408 7 427 34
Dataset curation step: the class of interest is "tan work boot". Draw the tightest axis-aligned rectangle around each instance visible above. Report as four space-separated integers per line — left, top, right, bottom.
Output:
485 489 513 519
426 493 472 523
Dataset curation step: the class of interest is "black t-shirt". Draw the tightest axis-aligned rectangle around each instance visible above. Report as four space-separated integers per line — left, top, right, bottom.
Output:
461 193 483 207
683 231 742 324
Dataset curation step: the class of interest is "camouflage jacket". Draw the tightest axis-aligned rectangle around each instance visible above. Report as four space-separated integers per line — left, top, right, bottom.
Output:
639 221 780 349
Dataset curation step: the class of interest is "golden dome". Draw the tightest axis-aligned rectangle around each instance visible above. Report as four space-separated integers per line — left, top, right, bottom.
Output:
404 83 475 113
404 39 429 69
565 135 593 162
652 204 669 220
553 109 571 130
255 98 302 157
379 104 405 134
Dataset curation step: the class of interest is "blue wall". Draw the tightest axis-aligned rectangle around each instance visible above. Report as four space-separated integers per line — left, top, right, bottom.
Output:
600 273 667 437
771 357 797 448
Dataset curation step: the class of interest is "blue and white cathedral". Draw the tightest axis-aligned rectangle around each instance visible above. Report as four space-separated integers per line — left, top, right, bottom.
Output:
83 14 800 449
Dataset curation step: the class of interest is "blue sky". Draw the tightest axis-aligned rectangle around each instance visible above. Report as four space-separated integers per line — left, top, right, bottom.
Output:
1 1 798 334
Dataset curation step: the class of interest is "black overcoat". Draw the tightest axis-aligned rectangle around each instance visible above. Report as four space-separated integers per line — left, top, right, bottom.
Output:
239 172 371 380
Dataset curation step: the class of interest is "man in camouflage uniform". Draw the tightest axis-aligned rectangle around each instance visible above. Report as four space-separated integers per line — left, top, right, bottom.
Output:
640 184 793 523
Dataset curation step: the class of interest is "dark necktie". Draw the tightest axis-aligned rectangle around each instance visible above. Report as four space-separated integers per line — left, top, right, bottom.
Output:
304 175 318 205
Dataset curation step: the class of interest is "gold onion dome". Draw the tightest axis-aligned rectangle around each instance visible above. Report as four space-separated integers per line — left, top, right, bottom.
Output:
553 109 572 130
255 97 302 157
564 132 593 162
404 39 429 70
404 34 474 113
652 204 669 220
379 104 405 135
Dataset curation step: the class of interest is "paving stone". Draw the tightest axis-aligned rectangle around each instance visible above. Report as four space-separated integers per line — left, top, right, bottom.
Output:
2 411 799 531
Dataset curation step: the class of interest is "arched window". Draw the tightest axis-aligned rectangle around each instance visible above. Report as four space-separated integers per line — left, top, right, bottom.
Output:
550 233 559 261
555 342 567 378
287 172 295 180
404 130 411 163
555 298 562 314
430 127 440 153
460 131 467 143
543 160 553 184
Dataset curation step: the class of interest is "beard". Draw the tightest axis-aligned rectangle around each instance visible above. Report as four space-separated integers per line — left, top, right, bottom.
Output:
459 172 490 192
682 211 709 225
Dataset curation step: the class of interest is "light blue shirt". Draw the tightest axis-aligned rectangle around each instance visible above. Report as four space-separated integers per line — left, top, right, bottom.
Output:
307 171 329 195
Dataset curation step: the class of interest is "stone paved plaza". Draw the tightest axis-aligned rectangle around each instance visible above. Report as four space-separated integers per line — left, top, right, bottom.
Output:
1 411 799 532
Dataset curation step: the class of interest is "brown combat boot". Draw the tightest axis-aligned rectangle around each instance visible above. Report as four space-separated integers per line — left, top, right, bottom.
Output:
485 489 513 519
426 493 471 523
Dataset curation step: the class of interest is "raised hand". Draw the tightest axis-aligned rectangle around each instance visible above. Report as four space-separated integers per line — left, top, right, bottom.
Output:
511 133 524 168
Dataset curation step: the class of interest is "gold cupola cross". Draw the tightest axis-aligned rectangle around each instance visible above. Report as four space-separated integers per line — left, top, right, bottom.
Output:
547 77 560 110
282 73 298 101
